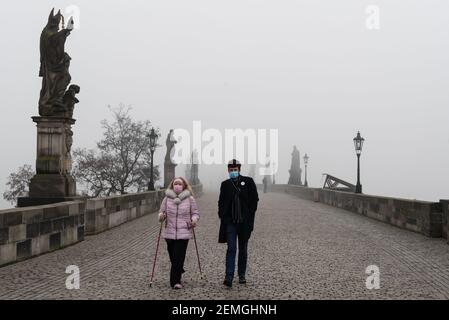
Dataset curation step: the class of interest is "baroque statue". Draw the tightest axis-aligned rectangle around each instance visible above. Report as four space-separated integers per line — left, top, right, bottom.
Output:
39 8 79 117
165 129 177 163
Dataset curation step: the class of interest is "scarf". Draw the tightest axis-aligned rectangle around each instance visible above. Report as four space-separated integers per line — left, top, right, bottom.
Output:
230 178 243 224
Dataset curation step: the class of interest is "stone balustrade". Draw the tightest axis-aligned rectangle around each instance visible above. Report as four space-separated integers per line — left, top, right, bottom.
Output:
0 184 203 267
85 184 203 235
0 201 85 266
259 184 447 241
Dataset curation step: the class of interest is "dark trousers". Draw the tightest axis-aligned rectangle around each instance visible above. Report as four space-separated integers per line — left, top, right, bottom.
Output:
166 239 189 287
225 223 249 281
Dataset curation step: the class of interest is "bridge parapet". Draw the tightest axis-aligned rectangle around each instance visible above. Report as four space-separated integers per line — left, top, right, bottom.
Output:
259 184 447 241
440 200 449 242
85 184 203 235
0 200 85 266
85 190 165 235
0 184 203 267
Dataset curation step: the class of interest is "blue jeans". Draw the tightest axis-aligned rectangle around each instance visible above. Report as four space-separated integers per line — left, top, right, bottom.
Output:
225 223 249 281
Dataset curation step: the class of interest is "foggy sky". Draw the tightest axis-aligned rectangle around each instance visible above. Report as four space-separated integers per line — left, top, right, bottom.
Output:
0 0 448 209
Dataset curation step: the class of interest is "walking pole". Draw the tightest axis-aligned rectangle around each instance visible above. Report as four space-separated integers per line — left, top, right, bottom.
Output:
149 221 163 287
189 197 204 280
192 227 204 280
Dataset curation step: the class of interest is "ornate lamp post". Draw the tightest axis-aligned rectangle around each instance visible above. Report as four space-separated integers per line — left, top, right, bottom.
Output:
303 153 309 187
147 128 158 191
353 131 365 194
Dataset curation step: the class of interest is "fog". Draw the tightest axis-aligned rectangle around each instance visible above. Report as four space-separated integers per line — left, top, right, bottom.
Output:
0 0 448 209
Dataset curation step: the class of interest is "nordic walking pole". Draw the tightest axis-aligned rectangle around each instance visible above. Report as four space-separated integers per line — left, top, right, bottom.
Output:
192 227 203 279
149 221 163 287
189 197 203 280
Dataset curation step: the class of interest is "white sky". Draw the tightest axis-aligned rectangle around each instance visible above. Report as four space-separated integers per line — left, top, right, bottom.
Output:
0 0 448 208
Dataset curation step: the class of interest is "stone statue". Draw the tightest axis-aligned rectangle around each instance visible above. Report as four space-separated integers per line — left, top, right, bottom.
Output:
248 164 256 179
165 129 177 163
18 9 80 207
39 8 79 117
288 145 302 185
64 127 74 173
190 149 200 185
164 129 177 187
263 154 272 185
63 84 80 118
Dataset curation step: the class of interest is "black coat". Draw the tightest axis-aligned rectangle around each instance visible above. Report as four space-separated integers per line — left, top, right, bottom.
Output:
218 175 259 243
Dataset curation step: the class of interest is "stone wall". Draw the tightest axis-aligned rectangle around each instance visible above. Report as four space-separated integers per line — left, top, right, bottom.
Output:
85 184 204 235
0 201 85 266
440 200 448 241
1 184 203 267
85 190 165 235
258 184 317 202
261 184 445 239
318 189 442 238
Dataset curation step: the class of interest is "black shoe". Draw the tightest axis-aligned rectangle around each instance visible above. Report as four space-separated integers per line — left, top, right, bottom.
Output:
238 277 247 284
223 279 232 288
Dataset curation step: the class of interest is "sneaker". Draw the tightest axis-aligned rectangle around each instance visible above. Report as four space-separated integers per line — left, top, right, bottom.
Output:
238 277 247 284
174 283 183 289
223 279 232 288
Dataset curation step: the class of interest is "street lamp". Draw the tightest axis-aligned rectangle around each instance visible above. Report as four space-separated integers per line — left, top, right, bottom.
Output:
353 131 365 194
147 128 158 191
303 153 309 187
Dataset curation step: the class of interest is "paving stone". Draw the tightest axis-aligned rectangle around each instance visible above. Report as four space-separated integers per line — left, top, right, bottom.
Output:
0 192 448 300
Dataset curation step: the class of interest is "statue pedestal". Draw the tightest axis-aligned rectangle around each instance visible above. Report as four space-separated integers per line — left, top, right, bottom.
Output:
164 160 176 188
18 116 77 207
191 164 200 185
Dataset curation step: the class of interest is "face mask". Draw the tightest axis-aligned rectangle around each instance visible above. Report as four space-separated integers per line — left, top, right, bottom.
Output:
173 185 183 194
229 171 239 179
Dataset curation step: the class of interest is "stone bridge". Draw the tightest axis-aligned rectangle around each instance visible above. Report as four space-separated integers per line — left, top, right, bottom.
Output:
1 185 449 300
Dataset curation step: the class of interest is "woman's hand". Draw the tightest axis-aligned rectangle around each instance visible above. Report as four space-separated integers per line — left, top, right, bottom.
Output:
158 212 166 222
187 220 197 229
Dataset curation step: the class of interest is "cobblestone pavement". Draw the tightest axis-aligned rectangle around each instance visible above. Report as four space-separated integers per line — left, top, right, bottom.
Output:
1 191 449 300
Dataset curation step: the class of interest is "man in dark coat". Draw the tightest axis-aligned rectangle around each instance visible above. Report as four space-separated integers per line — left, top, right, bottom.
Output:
218 159 259 287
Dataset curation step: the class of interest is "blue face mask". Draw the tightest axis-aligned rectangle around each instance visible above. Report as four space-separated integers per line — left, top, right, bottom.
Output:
229 171 239 179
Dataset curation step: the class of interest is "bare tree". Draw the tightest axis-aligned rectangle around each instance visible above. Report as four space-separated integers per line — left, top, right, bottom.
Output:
3 164 34 204
73 105 161 197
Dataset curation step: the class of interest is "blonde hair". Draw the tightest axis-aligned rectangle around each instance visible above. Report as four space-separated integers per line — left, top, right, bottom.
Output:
168 176 194 196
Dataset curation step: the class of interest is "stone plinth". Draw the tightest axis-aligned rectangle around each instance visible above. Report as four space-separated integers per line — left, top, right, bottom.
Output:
18 116 77 207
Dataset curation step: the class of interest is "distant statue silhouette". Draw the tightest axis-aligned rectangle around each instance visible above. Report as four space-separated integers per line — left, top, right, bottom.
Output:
288 145 302 185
